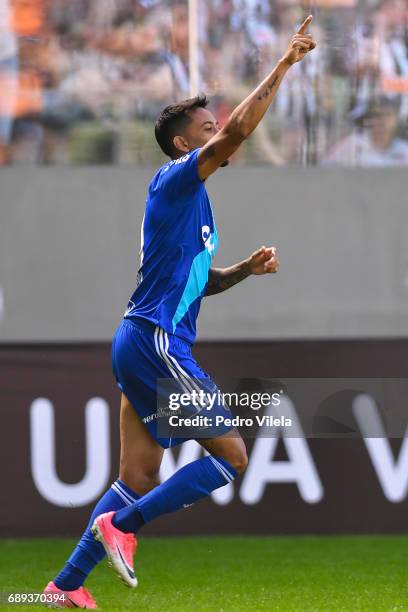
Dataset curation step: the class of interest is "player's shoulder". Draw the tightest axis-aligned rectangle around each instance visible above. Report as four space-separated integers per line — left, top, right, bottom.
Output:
149 149 202 193
161 149 200 177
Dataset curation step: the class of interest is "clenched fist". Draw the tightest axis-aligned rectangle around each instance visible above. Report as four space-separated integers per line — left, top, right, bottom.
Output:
248 246 279 275
282 15 316 66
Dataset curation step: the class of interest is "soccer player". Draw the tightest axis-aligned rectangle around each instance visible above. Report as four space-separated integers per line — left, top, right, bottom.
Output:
44 16 315 608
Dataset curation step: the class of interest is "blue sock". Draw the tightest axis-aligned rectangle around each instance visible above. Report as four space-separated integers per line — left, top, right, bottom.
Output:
54 480 140 591
112 456 237 534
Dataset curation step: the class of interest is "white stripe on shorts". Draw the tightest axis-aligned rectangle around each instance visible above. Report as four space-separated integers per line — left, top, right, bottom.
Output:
163 331 208 409
163 331 207 407
154 327 194 397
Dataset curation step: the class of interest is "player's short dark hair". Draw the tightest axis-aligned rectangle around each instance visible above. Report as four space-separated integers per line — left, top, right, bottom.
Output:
155 94 210 158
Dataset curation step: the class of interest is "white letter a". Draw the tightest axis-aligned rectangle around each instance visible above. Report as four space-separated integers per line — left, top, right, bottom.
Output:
240 397 323 504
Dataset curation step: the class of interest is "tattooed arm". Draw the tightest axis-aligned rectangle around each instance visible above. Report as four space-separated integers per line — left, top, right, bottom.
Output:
206 262 251 296
197 15 316 181
206 246 279 296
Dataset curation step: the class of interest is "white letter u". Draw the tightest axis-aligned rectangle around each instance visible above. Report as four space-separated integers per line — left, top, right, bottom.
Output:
30 397 110 507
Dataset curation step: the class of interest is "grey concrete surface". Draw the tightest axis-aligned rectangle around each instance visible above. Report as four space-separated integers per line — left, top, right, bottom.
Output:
1 166 407 340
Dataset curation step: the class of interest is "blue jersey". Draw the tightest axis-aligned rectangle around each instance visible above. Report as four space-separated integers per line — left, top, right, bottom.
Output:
124 148 218 345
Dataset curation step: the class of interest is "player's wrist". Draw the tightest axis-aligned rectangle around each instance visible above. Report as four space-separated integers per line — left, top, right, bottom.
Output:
245 257 254 276
278 56 293 70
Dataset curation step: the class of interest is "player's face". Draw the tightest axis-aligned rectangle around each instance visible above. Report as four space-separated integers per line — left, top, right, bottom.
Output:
173 107 229 166
181 107 229 167
185 107 221 149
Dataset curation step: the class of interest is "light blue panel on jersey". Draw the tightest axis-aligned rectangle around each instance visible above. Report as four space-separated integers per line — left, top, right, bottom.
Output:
172 229 218 333
126 148 220 344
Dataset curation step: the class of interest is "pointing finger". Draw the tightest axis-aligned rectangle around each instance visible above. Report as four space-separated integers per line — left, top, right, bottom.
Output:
293 33 313 41
297 14 313 35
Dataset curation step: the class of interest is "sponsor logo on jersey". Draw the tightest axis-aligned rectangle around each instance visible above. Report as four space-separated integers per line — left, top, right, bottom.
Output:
202 225 216 256
165 153 191 172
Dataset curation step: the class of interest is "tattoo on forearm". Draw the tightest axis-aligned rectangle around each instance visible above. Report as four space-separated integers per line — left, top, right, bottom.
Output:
205 264 251 296
257 76 279 101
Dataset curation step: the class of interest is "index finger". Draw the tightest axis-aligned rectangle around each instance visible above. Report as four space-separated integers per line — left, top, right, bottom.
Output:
297 14 313 35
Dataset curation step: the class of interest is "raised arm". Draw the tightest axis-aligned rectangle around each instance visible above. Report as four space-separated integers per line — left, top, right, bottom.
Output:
206 247 279 296
198 15 316 181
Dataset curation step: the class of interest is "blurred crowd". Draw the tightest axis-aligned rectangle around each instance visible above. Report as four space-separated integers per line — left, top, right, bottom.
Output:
0 0 407 166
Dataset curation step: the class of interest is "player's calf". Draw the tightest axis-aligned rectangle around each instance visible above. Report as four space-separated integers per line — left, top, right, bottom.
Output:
201 432 248 474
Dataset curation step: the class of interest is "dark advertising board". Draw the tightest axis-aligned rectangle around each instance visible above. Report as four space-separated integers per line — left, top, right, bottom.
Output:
1 340 408 537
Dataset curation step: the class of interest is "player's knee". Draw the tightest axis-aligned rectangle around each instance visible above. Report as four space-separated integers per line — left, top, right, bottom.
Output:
208 437 248 476
230 448 248 475
218 445 248 475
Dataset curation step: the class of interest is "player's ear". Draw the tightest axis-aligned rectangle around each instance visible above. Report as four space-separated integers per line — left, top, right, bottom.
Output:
173 135 190 154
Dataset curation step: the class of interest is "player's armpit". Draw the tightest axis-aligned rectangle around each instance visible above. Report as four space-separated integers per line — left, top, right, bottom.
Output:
198 127 245 181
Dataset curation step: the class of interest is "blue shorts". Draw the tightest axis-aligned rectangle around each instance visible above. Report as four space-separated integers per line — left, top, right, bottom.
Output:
112 318 233 448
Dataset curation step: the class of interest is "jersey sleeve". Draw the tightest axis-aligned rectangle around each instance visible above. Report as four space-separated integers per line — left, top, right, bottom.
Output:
160 149 203 196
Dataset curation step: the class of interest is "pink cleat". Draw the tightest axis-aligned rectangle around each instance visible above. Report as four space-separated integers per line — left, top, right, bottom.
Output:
91 511 138 588
43 581 97 608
